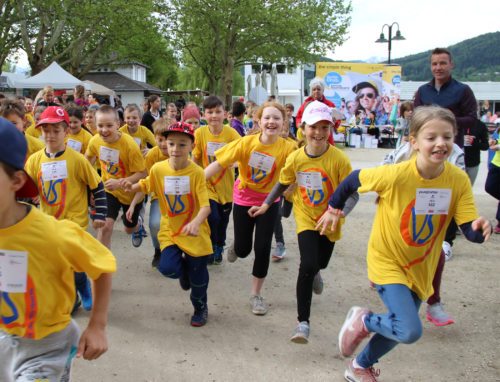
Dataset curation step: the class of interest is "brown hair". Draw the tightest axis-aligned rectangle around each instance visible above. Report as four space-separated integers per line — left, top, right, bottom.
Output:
74 84 85 99
409 106 457 138
400 101 414 116
0 99 25 119
431 48 452 62
95 104 119 121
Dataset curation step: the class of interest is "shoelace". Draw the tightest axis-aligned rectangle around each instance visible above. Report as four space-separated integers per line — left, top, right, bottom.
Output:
359 366 380 382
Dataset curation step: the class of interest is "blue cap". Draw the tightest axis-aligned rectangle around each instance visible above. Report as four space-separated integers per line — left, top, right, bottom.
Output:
0 117 38 197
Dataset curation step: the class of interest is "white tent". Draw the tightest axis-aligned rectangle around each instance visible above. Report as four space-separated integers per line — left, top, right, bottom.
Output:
14 62 88 89
83 80 115 96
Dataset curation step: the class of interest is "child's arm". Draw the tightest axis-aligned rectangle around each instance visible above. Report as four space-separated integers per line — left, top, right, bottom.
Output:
204 161 224 180
90 182 107 229
459 218 492 242
106 170 147 191
181 206 211 236
76 272 112 360
248 182 289 217
125 191 145 222
85 153 97 165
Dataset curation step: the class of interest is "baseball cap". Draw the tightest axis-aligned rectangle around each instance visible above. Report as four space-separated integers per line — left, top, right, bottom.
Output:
162 121 195 141
36 106 70 127
302 101 334 126
0 118 39 198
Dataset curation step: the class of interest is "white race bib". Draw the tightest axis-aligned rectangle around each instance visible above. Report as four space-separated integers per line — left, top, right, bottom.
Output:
99 146 120 163
164 176 190 195
248 151 275 172
297 171 323 190
133 137 142 147
41 161 68 181
66 139 82 153
414 188 451 215
0 250 28 293
207 142 226 157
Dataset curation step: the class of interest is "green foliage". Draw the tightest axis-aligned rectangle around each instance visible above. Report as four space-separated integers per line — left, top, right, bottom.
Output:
0 0 22 69
395 32 500 81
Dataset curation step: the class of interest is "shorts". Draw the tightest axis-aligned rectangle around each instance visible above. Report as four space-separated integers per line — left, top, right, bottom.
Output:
0 320 80 382
105 192 143 228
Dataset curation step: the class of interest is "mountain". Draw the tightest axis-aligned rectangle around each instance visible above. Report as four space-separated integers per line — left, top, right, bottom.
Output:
391 31 500 81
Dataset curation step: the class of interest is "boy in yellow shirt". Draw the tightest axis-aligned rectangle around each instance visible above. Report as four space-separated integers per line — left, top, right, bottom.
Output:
85 105 147 249
119 104 157 156
192 96 240 264
0 119 116 381
25 106 107 313
124 122 212 327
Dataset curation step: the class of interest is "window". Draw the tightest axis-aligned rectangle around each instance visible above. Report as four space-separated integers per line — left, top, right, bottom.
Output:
287 65 296 74
276 64 286 74
262 64 272 72
251 64 261 74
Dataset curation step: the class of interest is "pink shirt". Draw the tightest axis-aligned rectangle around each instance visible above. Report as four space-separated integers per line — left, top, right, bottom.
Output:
233 179 279 207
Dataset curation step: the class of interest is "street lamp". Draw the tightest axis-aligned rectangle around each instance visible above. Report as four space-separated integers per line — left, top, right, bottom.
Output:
375 22 405 65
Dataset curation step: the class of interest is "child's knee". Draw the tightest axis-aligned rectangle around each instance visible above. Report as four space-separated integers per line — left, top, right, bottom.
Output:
397 321 422 344
157 260 181 278
101 220 114 236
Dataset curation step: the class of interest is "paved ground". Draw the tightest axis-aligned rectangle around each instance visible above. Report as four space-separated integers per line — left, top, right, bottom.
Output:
73 148 500 382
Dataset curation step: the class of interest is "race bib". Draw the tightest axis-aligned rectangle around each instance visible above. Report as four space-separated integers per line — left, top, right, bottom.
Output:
297 171 322 190
41 161 68 181
207 142 226 157
164 176 190 195
414 188 451 215
248 152 275 172
0 250 28 293
66 139 82 153
99 146 120 163
133 137 142 147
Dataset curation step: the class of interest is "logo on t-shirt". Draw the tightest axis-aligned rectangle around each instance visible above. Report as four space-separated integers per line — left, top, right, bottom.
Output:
297 168 333 207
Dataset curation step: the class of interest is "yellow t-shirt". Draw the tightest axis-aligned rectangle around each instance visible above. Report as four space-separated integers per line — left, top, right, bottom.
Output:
66 128 93 155
279 145 352 241
25 113 35 131
25 124 42 139
144 146 169 201
192 125 241 204
119 124 157 151
215 133 297 194
86 133 146 205
359 158 478 300
25 134 45 158
25 148 101 228
139 160 212 256
0 206 116 340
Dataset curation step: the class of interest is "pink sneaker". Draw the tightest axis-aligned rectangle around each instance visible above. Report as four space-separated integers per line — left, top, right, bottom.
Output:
426 303 455 326
494 224 500 234
339 306 371 357
344 359 380 382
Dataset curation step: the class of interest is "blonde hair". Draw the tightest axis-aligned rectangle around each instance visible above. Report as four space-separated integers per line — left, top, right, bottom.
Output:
42 85 54 95
255 101 286 120
153 117 170 135
409 106 457 138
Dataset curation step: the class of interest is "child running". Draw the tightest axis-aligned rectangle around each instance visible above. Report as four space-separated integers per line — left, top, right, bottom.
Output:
119 104 157 156
249 101 355 342
0 119 116 381
124 122 212 327
85 105 147 249
204 101 296 315
192 96 241 264
316 106 491 382
66 106 93 155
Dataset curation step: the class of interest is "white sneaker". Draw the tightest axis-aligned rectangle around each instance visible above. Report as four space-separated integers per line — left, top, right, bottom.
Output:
272 242 286 261
442 241 452 261
250 295 268 315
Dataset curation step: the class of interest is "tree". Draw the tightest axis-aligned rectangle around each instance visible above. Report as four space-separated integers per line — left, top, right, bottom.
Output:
163 0 351 105
0 0 21 70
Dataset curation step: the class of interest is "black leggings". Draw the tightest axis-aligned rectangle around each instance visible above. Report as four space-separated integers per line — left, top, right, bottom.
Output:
297 230 335 323
233 202 279 278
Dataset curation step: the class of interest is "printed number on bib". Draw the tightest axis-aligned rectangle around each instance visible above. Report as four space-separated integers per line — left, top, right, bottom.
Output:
66 139 82 153
414 188 451 215
99 146 120 163
41 161 68 181
248 152 275 172
297 171 322 190
207 142 225 157
133 137 142 147
0 250 28 293
164 176 190 195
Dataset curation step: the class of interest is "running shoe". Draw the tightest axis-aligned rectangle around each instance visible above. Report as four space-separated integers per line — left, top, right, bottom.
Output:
339 306 371 357
426 302 455 326
191 307 208 327
272 242 286 261
290 321 310 344
152 248 161 268
131 216 147 248
344 359 380 382
442 241 452 261
214 245 224 265
313 272 324 295
226 245 238 263
250 295 268 315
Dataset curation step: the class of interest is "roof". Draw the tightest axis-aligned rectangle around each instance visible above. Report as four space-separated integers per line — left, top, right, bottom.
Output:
401 81 500 101
82 72 166 94
164 90 210 97
0 72 28 88
14 62 85 89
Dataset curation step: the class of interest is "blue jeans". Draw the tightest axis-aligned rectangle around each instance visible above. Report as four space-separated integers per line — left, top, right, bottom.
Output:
207 200 232 248
357 284 423 368
149 199 161 250
158 245 209 311
74 272 88 296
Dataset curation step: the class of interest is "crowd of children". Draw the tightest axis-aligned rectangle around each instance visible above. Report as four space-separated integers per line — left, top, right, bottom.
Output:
0 89 496 382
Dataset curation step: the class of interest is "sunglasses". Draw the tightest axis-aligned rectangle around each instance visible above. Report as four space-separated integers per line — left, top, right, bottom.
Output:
358 92 376 99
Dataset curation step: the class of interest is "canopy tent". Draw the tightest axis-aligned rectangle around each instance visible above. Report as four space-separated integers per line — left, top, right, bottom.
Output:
14 62 88 89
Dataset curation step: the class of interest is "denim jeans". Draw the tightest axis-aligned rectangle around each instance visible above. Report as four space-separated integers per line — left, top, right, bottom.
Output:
158 245 209 311
74 272 88 296
207 200 232 248
357 284 423 368
149 199 161 250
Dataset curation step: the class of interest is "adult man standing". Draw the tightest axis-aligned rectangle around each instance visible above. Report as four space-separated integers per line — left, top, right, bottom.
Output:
414 48 477 148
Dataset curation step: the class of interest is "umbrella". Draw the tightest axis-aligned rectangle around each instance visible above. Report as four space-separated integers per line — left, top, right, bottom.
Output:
270 66 279 98
261 71 268 90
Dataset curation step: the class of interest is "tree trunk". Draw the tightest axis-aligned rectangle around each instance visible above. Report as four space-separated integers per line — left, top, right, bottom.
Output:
220 55 234 107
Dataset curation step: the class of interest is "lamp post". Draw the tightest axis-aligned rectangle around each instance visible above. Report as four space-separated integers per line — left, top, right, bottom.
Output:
375 22 405 64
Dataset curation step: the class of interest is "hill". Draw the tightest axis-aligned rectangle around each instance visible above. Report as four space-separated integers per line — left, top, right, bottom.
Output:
392 31 500 81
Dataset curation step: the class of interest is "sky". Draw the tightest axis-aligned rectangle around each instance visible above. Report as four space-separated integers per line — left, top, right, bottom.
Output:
330 0 499 62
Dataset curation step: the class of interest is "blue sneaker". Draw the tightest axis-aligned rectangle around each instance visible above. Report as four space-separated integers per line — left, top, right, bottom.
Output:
214 245 223 265
131 216 147 248
79 278 93 311
190 307 208 327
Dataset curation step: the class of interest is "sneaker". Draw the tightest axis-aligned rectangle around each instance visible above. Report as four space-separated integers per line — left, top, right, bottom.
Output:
152 248 161 268
313 272 324 295
226 245 238 263
339 306 371 357
442 241 452 261
131 216 147 248
344 359 380 382
494 224 500 234
79 278 93 311
190 307 208 327
426 302 455 326
272 242 286 261
250 295 268 315
214 245 224 265
290 321 310 344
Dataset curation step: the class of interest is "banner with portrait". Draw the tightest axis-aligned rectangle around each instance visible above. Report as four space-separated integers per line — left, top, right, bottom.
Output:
316 62 401 125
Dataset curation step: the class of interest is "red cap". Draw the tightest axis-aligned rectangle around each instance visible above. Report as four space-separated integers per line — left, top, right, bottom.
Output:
163 121 195 141
36 106 70 127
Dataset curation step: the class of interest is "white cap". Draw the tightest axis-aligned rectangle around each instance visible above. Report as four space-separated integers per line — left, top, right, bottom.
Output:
302 100 334 125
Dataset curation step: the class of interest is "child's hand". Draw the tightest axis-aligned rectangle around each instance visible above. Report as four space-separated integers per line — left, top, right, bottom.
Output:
472 217 492 241
121 180 134 192
315 207 342 235
92 219 105 229
248 204 269 217
141 148 150 157
125 205 136 222
77 325 108 360
104 178 120 191
181 221 200 236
